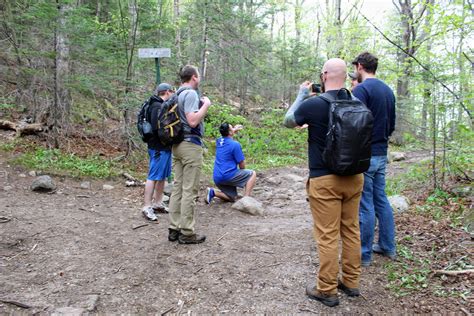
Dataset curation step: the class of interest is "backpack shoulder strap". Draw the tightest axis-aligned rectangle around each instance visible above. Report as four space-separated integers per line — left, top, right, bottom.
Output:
319 92 335 104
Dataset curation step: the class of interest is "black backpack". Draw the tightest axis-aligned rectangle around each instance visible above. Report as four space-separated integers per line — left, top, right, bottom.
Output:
319 89 374 176
156 87 191 146
136 97 154 142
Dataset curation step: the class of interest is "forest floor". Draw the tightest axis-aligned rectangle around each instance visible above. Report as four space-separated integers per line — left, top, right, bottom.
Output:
0 142 472 314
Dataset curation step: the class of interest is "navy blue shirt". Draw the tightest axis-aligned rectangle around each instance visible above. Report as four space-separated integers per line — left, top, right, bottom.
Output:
147 96 171 152
294 90 348 178
213 137 245 184
352 78 396 156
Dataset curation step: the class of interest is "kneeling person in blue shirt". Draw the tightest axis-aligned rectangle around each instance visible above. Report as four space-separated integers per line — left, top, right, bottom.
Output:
206 123 256 204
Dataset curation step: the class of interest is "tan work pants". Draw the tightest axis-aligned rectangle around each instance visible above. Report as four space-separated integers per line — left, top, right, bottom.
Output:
169 141 203 236
307 174 364 294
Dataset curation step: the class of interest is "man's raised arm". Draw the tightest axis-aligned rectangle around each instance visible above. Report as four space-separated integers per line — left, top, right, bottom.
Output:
283 81 311 128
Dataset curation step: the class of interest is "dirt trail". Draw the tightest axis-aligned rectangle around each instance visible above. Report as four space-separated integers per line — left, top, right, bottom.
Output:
0 151 468 314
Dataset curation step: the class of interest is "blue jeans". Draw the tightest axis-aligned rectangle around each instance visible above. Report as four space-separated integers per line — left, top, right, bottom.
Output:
359 156 396 263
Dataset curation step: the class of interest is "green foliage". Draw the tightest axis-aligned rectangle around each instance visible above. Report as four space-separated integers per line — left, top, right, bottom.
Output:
386 160 432 196
14 148 116 178
203 104 306 174
415 189 465 226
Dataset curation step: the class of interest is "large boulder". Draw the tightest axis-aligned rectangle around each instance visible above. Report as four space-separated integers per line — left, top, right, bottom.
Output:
388 151 407 162
388 195 410 213
30 175 56 192
232 196 264 216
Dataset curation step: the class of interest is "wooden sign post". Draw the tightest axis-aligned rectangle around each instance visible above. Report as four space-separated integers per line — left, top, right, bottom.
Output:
138 48 171 85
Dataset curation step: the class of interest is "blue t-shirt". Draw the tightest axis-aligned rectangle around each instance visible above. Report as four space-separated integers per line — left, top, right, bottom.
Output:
213 137 245 184
352 78 396 156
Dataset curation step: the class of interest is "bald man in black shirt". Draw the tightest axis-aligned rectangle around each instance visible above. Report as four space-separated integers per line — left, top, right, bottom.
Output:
284 58 364 307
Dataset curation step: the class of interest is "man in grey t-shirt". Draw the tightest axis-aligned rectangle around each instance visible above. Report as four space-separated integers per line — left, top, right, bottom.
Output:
168 65 211 244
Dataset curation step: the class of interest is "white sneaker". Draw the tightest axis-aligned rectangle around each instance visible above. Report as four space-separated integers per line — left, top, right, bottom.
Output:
142 206 157 221
152 202 169 213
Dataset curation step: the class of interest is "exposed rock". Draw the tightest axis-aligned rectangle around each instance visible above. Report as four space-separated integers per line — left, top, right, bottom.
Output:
51 307 86 316
31 175 56 192
273 193 290 200
232 196 264 216
388 195 410 213
164 182 173 196
451 185 472 198
84 294 100 312
266 177 281 185
3 185 13 191
18 173 26 178
80 181 91 190
28 171 36 177
102 184 114 190
283 174 305 183
389 151 406 162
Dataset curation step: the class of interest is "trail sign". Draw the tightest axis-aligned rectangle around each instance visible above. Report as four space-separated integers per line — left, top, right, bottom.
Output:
138 48 171 59
138 48 171 84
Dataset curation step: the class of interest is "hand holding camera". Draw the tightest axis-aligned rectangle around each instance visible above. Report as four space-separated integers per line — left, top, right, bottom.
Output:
201 96 211 108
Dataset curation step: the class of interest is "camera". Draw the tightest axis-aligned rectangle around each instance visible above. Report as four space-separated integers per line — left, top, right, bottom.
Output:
310 83 321 94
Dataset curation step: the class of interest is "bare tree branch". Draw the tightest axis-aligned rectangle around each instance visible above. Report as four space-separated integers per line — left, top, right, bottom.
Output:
350 2 473 122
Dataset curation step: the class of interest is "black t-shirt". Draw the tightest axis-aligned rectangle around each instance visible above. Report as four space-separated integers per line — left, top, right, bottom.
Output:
294 89 351 178
147 96 171 151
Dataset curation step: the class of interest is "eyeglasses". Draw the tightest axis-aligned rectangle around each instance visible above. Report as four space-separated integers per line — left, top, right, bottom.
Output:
320 71 328 79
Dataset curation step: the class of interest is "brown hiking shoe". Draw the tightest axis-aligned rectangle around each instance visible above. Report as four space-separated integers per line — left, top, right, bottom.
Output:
168 228 180 242
337 280 360 297
178 234 206 244
306 284 339 307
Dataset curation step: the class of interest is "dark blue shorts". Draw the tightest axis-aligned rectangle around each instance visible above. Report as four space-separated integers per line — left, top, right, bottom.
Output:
216 169 253 199
147 149 172 181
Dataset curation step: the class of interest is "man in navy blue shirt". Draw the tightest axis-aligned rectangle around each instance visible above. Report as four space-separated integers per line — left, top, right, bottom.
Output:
206 123 256 203
352 52 397 267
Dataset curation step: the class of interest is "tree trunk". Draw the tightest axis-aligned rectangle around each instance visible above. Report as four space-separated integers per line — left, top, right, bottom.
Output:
200 1 209 81
174 0 182 63
393 0 414 145
52 0 72 146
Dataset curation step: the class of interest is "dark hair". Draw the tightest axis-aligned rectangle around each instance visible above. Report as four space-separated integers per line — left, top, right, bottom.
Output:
352 52 378 74
219 123 230 137
179 65 199 83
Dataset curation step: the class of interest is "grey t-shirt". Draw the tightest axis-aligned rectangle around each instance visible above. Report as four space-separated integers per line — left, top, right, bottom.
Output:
178 88 204 142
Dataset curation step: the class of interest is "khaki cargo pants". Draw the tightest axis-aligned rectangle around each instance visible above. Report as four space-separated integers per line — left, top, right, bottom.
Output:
307 174 364 294
169 141 203 236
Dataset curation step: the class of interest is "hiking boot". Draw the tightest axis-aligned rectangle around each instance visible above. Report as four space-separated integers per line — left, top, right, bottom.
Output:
337 280 360 297
306 284 339 307
178 234 206 244
152 202 169 214
206 188 215 204
361 260 371 267
168 228 180 242
372 243 396 260
142 206 157 221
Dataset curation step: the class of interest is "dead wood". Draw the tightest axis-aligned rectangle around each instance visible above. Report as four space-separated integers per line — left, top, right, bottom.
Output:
0 120 45 136
0 299 31 309
434 269 474 276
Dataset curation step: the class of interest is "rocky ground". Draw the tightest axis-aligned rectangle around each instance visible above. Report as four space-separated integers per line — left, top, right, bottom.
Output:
0 150 472 314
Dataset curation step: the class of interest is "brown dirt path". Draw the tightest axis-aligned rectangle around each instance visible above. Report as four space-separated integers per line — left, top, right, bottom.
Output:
0 151 469 314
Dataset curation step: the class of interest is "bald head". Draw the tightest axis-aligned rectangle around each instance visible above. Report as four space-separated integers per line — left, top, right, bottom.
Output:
322 58 347 85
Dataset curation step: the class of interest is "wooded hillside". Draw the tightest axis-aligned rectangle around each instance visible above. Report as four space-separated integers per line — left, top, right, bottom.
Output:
1 1 472 162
